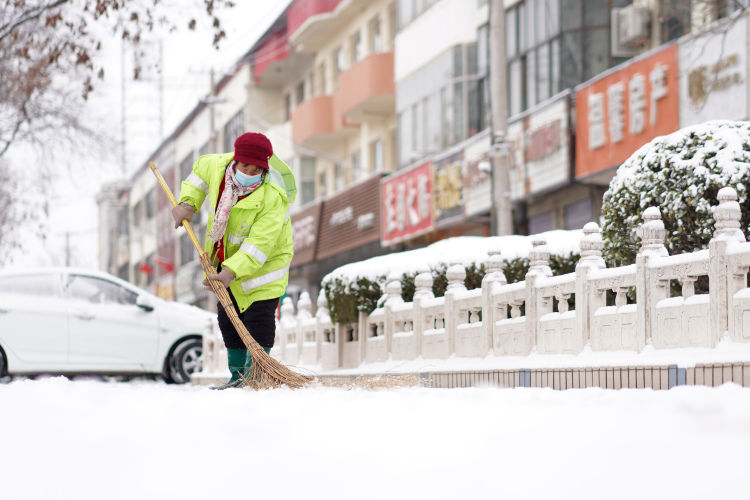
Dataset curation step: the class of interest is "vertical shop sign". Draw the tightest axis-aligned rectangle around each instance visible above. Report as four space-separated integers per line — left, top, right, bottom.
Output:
524 95 569 194
381 162 434 245
576 44 679 178
433 151 463 224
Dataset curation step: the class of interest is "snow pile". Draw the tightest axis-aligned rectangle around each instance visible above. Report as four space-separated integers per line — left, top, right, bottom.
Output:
323 229 583 285
1 377 749 500
602 120 750 265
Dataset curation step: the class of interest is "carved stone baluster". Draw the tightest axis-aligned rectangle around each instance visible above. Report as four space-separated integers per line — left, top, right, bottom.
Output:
637 206 668 350
681 277 696 298
710 187 747 343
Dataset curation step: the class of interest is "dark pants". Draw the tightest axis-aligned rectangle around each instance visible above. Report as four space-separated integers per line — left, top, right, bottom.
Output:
217 292 279 350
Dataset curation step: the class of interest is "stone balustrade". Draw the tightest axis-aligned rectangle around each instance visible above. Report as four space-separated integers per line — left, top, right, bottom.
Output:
197 187 750 376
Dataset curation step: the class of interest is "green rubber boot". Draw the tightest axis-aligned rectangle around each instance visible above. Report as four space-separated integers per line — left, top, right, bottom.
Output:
243 346 272 383
209 348 248 390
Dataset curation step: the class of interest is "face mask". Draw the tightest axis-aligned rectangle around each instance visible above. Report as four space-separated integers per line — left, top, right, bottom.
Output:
234 169 263 187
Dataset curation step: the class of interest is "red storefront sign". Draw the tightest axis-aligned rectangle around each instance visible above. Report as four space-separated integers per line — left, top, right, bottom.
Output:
575 44 679 179
381 162 434 245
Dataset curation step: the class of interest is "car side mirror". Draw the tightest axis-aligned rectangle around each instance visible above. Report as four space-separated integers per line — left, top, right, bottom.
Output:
136 294 155 312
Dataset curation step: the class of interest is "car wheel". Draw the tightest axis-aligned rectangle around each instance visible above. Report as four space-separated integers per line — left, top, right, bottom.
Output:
169 339 203 384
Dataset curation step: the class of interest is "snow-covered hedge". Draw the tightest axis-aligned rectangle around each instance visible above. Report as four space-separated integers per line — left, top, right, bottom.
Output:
322 231 582 324
602 120 750 266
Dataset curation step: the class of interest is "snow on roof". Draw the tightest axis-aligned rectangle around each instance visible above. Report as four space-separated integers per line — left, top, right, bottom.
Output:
322 229 584 285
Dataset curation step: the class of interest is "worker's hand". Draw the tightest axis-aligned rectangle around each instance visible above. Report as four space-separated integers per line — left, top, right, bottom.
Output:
203 268 234 289
172 202 195 229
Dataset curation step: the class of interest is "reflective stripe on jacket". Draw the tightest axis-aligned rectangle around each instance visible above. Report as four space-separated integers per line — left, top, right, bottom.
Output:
178 152 296 313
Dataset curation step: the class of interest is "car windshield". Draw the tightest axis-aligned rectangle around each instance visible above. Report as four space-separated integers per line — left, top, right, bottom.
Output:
66 275 138 305
0 273 60 297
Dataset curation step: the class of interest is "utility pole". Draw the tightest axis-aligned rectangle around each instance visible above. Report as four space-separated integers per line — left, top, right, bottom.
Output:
489 0 513 236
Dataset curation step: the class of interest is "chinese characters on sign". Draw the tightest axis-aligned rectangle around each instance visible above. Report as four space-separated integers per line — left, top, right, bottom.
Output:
588 65 667 149
381 162 434 245
576 44 679 179
433 152 463 224
678 16 746 127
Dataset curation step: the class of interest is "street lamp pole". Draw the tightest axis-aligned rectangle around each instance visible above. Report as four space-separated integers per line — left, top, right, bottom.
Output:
489 0 513 236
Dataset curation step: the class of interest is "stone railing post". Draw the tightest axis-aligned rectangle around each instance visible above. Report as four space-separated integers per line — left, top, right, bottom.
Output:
358 310 368 364
413 267 434 357
297 291 312 357
315 289 330 365
576 222 606 347
279 296 296 362
709 187 746 343
383 272 403 356
635 207 668 349
445 262 467 355
526 238 552 349
482 249 506 353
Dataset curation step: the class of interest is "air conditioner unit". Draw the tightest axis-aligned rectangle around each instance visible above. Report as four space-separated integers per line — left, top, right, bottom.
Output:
611 5 650 57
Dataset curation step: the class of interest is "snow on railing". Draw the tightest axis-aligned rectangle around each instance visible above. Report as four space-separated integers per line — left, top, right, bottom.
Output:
198 187 750 374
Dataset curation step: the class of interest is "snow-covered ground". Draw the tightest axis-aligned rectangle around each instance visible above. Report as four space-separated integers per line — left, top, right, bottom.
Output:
2 377 749 500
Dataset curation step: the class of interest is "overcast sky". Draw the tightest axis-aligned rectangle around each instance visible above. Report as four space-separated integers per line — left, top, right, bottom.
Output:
6 1 291 269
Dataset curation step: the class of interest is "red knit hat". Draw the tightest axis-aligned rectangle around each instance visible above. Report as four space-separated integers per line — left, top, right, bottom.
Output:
233 132 273 170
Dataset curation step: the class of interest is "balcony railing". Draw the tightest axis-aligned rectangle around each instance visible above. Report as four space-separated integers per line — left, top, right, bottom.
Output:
337 51 395 121
291 94 335 145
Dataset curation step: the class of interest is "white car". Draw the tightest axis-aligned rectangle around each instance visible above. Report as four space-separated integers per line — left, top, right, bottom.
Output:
0 267 213 383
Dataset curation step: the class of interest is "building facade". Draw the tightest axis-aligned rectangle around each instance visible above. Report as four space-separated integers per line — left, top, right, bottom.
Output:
97 0 750 310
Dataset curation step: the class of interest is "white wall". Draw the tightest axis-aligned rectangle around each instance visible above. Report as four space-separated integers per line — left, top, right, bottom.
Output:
394 0 477 82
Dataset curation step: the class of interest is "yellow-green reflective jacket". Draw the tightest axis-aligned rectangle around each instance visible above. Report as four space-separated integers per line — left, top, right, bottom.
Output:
178 152 296 313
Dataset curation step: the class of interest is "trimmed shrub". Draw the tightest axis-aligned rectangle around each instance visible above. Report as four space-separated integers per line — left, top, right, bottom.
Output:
601 121 750 267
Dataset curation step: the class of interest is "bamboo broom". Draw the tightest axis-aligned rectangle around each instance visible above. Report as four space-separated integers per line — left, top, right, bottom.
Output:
149 162 311 389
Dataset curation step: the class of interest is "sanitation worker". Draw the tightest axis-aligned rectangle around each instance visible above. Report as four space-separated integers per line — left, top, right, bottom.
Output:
171 132 296 389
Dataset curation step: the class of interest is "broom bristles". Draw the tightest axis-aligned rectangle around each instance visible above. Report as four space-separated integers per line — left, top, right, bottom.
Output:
199 253 312 389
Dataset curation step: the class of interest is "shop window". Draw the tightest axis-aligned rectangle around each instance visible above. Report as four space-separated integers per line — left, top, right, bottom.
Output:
564 198 593 230
529 211 555 234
